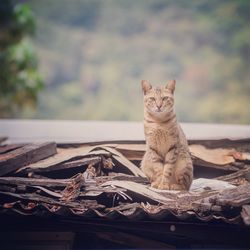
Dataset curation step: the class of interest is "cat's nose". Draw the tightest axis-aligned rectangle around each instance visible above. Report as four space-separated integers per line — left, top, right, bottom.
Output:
156 100 163 109
156 103 162 109
156 105 162 111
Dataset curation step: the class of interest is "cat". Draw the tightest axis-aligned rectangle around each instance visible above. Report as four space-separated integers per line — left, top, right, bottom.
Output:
141 80 193 190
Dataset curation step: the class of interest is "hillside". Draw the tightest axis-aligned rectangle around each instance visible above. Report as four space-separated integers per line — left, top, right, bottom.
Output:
15 0 250 123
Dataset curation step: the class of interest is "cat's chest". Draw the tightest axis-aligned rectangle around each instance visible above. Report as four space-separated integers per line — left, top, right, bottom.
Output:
147 127 177 155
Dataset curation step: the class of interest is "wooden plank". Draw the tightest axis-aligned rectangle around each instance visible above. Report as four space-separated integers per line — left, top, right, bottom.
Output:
101 180 175 204
106 143 145 161
60 173 85 202
189 138 250 151
189 144 235 165
29 184 127 199
192 158 239 171
93 146 146 177
190 178 235 192
0 190 103 210
29 156 102 173
241 205 250 225
101 180 219 211
0 176 70 187
0 142 57 176
210 183 250 207
58 142 250 173
81 186 127 198
190 144 249 171
0 144 26 154
19 146 109 172
28 145 145 177
216 167 250 182
111 174 149 184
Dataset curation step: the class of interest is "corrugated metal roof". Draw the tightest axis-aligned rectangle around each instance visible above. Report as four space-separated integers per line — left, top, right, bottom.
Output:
0 197 243 225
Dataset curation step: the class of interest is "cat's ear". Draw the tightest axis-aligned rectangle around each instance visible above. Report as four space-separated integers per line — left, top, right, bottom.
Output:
141 80 152 95
166 80 176 94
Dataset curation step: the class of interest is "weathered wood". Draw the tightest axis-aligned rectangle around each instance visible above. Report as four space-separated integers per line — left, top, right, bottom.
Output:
101 180 175 204
190 142 249 171
28 172 51 179
111 174 149 184
0 174 147 190
20 147 110 172
210 183 250 207
82 184 127 197
241 205 250 225
192 201 222 213
0 139 249 227
107 143 145 161
0 191 103 210
105 202 141 212
0 142 57 176
33 185 62 198
91 143 248 172
30 184 127 199
60 173 85 202
190 144 235 165
216 167 250 182
29 156 101 173
192 158 239 171
93 146 146 177
57 140 146 149
0 176 70 187
57 142 250 174
21 146 142 180
0 144 26 154
0 185 16 193
189 138 250 151
190 178 235 192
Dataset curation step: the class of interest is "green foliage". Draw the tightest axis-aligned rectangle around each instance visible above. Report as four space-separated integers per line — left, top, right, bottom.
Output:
8 0 250 123
0 1 43 117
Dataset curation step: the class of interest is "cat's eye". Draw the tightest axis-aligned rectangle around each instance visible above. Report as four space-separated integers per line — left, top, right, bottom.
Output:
149 97 155 101
163 97 168 101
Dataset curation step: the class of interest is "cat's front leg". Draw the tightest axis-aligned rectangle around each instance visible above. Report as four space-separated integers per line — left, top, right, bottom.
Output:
158 164 173 190
141 149 164 189
174 156 193 190
150 161 165 189
170 183 183 190
158 181 171 190
158 146 178 190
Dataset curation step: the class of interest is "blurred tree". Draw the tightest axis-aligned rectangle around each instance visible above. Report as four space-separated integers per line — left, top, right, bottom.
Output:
0 0 43 117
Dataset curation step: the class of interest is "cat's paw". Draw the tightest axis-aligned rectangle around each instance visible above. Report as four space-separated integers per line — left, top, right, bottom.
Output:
151 181 160 189
157 182 171 190
150 177 162 189
170 183 184 190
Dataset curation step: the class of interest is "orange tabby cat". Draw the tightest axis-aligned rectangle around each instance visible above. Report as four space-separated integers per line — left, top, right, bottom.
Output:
141 80 193 190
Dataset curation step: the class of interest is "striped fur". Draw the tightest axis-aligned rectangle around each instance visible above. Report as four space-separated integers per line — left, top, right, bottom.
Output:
141 80 193 190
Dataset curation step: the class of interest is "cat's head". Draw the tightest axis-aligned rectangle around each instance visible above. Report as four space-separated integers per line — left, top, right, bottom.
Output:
141 80 176 120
